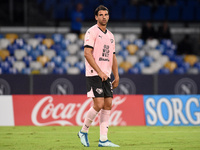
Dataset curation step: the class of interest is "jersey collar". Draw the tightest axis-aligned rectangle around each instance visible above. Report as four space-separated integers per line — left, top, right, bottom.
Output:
98 27 107 34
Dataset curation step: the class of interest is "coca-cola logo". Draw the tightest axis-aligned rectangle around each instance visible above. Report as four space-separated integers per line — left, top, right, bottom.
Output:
31 96 127 126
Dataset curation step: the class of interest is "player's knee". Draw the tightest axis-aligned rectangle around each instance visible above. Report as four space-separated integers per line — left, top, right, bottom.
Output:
103 105 112 110
103 101 112 110
94 102 104 111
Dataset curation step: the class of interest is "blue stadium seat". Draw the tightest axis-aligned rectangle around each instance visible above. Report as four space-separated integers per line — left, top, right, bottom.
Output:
139 5 151 21
7 44 19 56
118 50 129 60
53 67 66 74
152 6 166 21
155 44 166 53
128 66 141 74
195 6 200 21
34 33 46 42
170 55 183 66
0 62 10 73
51 56 63 67
187 0 198 7
53 4 66 20
102 0 113 8
61 39 70 50
74 61 85 74
14 38 26 49
23 44 33 55
57 50 69 61
134 62 145 71
178 62 190 72
181 6 195 21
23 56 33 67
124 6 137 20
120 40 130 49
50 44 63 54
60 62 71 72
116 0 129 7
110 5 123 20
8 67 18 74
173 67 186 74
177 0 186 7
118 67 125 75
142 56 154 67
160 39 173 49
86 0 100 7
21 68 32 74
83 4 96 20
159 68 170 74
74 0 85 4
5 56 16 67
163 49 176 59
29 50 42 60
52 34 64 44
194 62 200 71
0 34 4 39
133 39 144 49
45 61 56 72
37 0 44 4
36 44 47 53
167 5 180 21
59 0 71 5
44 0 57 12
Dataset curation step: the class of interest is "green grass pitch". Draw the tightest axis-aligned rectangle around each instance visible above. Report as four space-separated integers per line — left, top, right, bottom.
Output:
0 126 200 150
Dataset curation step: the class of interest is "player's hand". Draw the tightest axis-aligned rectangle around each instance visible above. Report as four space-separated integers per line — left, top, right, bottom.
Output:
98 71 108 81
112 77 119 89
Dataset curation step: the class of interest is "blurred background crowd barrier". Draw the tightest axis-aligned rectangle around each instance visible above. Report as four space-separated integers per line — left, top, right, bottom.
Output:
0 74 200 95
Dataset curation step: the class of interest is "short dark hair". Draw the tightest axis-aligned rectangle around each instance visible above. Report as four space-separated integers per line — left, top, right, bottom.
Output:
94 5 109 16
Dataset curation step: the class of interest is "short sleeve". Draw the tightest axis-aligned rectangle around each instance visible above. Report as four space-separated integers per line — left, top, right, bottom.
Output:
112 35 115 53
84 29 96 48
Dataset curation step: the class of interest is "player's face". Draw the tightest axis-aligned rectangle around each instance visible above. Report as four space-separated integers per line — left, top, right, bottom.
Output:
95 10 109 26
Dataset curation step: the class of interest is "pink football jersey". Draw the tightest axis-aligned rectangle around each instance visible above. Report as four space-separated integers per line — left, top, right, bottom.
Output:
84 24 115 77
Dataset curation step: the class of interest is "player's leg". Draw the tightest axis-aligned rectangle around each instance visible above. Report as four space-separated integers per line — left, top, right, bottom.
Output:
98 79 119 147
100 97 112 141
78 97 104 147
98 97 119 147
78 76 104 147
82 97 104 133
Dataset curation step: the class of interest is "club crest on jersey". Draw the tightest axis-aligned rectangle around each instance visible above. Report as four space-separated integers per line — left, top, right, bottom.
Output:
86 35 90 41
96 88 103 94
110 39 114 43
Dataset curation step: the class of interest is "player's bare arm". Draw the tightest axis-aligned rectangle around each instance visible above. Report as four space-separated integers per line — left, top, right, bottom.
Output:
112 54 119 89
84 47 108 81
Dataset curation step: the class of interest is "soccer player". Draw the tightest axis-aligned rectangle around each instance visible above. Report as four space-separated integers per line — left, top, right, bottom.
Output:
78 5 119 147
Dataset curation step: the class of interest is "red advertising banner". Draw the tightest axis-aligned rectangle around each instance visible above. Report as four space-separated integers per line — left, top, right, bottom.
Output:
12 95 145 126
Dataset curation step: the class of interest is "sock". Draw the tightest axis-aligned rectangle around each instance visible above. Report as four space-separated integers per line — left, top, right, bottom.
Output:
81 107 98 133
100 109 111 141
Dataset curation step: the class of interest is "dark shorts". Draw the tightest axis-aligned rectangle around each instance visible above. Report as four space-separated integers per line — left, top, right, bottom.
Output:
86 76 113 98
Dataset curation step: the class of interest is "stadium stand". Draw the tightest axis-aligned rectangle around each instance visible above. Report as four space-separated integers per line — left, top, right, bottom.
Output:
1 30 200 75
1 0 200 75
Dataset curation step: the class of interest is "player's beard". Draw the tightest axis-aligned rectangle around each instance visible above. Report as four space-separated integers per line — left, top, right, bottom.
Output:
99 19 108 26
